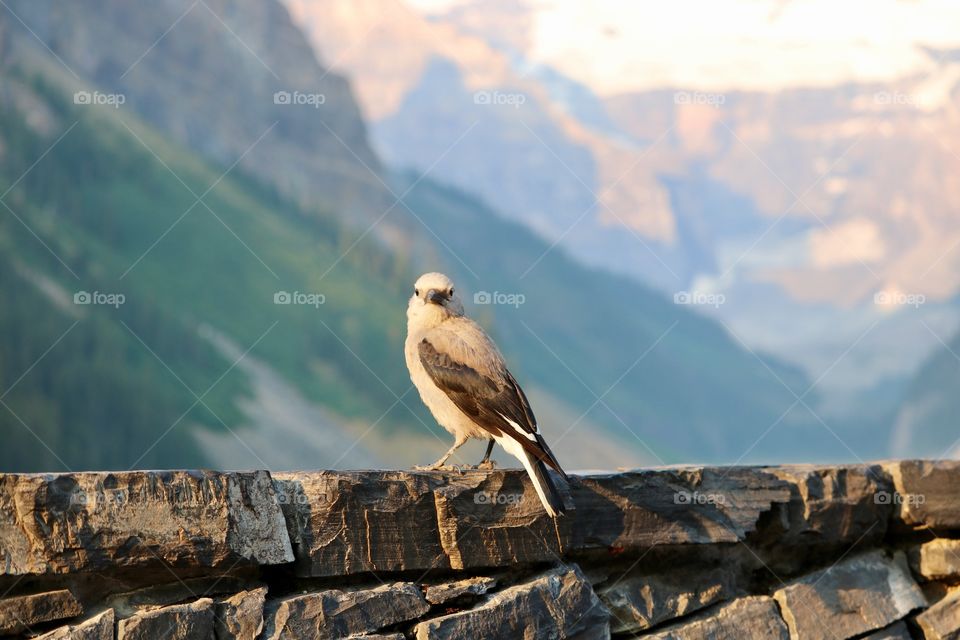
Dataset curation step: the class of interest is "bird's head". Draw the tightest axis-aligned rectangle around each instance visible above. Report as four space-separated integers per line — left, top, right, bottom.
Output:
407 272 464 327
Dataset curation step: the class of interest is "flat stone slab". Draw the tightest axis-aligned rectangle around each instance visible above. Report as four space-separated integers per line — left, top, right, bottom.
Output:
0 588 83 635
37 609 114 640
600 565 739 633
261 582 429 639
766 464 891 546
916 589 960 639
117 598 215 640
216 587 268 640
773 550 926 640
274 468 791 576
0 470 293 575
885 460 960 529
639 596 788 639
911 539 960 581
413 564 609 640
424 576 498 605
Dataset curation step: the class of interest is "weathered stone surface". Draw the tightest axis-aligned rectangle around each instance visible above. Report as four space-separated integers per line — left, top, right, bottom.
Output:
767 464 891 545
117 598 215 639
0 470 293 575
916 589 960 639
860 621 913 639
414 564 609 640
216 587 267 640
276 468 791 576
773 550 926 640
262 582 430 639
106 576 249 617
36 609 114 640
639 596 788 639
912 539 960 582
424 576 497 605
599 566 739 633
886 460 960 529
0 588 82 634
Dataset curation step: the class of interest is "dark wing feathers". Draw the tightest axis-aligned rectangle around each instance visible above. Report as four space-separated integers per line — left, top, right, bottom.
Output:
419 338 565 476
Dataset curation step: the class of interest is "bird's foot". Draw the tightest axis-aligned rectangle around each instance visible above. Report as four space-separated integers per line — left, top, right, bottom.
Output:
476 459 498 470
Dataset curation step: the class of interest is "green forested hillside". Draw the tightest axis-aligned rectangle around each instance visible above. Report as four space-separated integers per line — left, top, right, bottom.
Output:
0 68 419 471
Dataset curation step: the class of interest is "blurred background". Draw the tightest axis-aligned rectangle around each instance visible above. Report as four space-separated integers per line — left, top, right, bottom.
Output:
1 0 958 473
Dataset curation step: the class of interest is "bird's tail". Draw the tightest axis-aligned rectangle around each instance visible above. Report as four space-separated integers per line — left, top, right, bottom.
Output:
525 454 567 517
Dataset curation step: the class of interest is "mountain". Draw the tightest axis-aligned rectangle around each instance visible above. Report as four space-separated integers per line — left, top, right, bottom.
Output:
284 0 960 417
0 0 858 472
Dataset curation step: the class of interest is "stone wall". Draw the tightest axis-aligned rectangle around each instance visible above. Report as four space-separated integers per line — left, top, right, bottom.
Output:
1 461 959 639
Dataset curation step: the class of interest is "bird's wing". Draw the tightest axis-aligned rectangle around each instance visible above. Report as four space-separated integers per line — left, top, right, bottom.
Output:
418 324 566 476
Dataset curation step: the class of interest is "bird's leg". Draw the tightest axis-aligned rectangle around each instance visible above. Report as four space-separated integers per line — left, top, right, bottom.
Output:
414 433 468 471
474 438 497 470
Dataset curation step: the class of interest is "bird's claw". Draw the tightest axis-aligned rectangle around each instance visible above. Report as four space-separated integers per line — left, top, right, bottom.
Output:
476 459 497 470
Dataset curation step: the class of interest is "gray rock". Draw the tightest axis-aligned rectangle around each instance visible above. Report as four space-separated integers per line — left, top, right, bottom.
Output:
414 564 609 640
261 582 430 639
424 576 497 605
216 587 267 640
276 468 791 576
916 588 960 639
36 609 115 640
638 596 788 639
0 588 83 635
0 470 293 575
859 621 913 639
600 566 739 633
886 460 960 529
911 539 960 581
767 464 891 545
117 598 215 640
773 550 926 640
106 576 248 617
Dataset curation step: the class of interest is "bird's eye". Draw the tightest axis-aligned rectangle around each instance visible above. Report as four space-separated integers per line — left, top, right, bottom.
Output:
414 288 420 296
449 288 454 295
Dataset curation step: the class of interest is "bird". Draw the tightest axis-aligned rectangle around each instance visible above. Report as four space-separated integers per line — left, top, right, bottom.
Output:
404 272 570 517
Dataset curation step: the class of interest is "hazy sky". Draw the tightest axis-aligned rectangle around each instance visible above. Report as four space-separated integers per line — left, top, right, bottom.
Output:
410 0 960 95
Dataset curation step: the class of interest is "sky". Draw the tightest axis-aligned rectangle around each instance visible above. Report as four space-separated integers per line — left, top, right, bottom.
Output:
409 0 960 95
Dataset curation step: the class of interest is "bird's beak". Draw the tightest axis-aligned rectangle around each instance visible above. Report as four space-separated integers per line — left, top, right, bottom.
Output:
426 289 446 305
